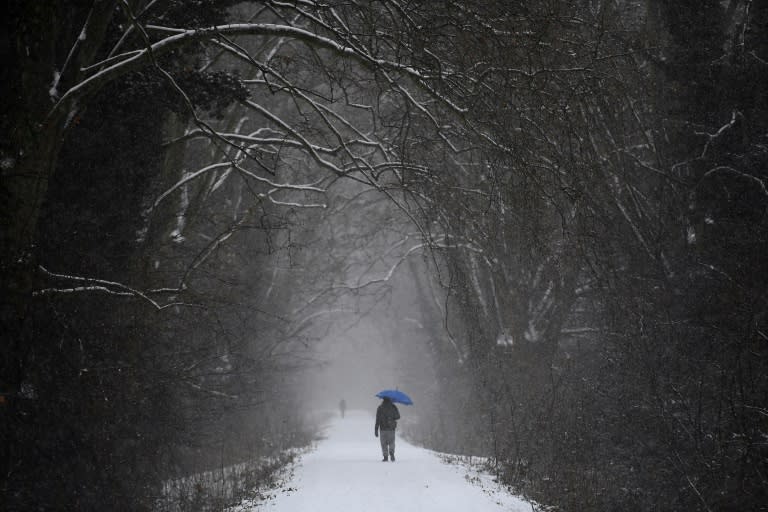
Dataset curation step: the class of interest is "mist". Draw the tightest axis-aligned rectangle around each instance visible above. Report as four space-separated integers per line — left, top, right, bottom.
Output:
303 322 401 413
3 2 767 511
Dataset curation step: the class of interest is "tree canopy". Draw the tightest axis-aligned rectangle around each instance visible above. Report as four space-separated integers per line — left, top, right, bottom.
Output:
1 1 767 510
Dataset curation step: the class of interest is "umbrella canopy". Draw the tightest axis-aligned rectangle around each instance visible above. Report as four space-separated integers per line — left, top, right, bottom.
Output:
376 389 413 405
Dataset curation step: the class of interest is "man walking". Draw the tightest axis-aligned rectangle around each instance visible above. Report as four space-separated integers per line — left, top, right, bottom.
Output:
374 396 400 461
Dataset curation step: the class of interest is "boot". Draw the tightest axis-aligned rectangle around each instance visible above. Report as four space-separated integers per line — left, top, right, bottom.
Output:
382 455 388 462
390 454 395 462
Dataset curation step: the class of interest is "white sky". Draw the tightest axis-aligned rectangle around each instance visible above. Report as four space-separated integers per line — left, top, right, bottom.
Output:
233 409 533 512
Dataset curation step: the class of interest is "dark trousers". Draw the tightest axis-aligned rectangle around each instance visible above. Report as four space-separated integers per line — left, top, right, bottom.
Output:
379 430 395 457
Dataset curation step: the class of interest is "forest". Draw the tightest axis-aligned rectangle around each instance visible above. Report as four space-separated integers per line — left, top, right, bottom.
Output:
1 1 767 510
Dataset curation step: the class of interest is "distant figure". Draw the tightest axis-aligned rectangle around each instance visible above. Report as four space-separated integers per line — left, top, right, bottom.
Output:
374 396 400 461
339 398 347 418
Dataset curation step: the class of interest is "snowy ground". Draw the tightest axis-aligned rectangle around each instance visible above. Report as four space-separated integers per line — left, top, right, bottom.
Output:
232 409 534 512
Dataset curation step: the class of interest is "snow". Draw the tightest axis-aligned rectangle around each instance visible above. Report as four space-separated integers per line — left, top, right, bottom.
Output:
496 331 514 347
0 156 15 170
233 410 533 512
50 71 61 99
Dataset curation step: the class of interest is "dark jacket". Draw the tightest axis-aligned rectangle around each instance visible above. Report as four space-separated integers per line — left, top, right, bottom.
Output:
375 399 400 434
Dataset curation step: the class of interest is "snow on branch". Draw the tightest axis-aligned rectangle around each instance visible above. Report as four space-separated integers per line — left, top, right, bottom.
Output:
701 166 768 197
152 161 327 210
166 128 381 158
244 99 347 176
50 16 470 126
34 266 195 310
696 110 742 159
153 162 231 208
184 380 239 400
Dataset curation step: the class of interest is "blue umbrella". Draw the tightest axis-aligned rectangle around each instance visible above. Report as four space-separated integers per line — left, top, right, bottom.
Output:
376 389 413 405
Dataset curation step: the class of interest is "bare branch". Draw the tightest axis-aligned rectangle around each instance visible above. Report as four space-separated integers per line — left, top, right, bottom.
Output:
34 266 196 310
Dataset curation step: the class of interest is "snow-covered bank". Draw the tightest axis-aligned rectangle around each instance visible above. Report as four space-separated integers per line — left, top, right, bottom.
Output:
232 410 535 511
156 449 302 511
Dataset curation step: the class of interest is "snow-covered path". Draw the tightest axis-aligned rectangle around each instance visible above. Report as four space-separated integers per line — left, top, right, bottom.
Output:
243 410 532 512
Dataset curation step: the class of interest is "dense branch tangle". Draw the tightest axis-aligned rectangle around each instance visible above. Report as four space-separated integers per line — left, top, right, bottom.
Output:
54 1 474 188
30 1 486 301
